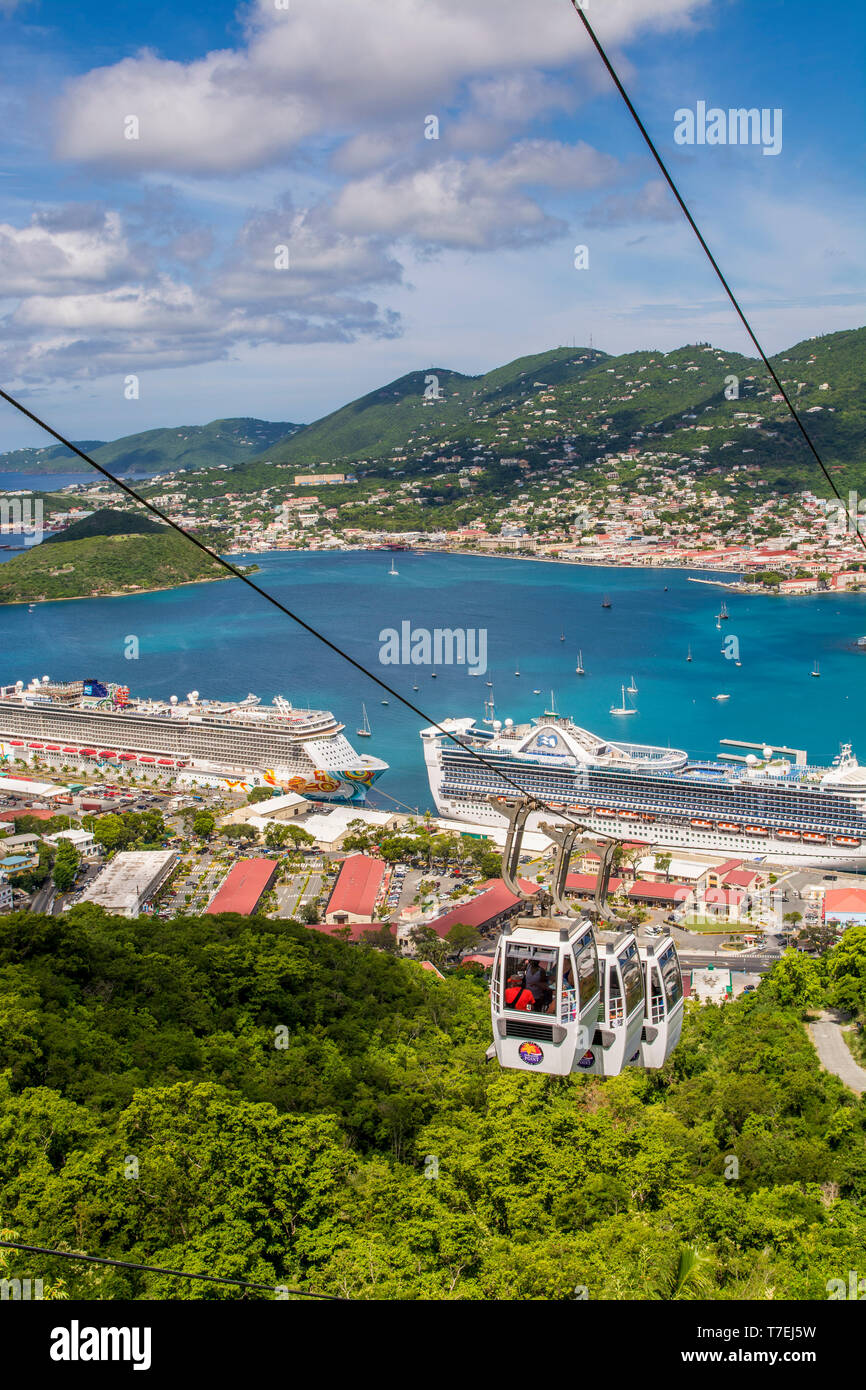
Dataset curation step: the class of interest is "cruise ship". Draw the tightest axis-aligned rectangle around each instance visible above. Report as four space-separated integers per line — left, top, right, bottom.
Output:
421 707 866 868
0 676 388 803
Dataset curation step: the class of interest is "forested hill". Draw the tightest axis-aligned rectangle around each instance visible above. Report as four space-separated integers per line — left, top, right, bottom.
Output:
0 530 230 603
1 906 863 1300
0 417 299 477
230 326 865 496
42 507 163 545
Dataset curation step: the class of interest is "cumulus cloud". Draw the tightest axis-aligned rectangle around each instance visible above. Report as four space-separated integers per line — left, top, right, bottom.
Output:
0 209 138 294
55 0 710 174
331 142 621 250
0 199 403 383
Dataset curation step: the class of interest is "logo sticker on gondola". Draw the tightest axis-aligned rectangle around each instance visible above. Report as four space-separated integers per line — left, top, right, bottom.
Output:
518 1041 544 1066
577 1049 595 1069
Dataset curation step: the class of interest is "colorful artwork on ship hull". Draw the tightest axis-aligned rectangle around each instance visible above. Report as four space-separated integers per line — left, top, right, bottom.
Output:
222 765 383 804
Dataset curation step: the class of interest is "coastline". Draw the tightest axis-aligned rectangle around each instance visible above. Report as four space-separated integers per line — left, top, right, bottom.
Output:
0 572 234 607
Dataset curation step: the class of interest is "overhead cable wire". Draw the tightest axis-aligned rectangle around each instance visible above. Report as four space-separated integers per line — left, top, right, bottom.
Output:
567 1 865 553
0 1238 344 1299
0 386 591 834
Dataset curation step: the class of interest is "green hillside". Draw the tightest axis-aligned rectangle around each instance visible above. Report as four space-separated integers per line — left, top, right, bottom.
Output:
42 506 164 545
0 529 231 603
0 417 299 476
236 327 866 498
0 906 863 1300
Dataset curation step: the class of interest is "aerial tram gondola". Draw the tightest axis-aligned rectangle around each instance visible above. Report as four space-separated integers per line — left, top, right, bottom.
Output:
487 798 684 1076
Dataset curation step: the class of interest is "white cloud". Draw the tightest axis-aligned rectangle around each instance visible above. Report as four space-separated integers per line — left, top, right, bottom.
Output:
331 142 621 250
0 209 136 294
55 0 710 174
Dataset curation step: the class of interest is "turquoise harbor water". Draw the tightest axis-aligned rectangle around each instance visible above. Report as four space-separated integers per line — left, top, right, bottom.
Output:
1 550 865 812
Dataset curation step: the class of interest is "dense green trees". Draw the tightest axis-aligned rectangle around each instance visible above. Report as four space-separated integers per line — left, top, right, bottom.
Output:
0 906 864 1300
51 837 79 892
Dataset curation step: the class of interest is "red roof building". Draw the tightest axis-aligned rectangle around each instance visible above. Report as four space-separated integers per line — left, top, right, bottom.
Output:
307 918 395 942
324 853 386 924
426 877 540 939
628 880 693 905
823 888 866 923
206 858 278 915
566 872 625 897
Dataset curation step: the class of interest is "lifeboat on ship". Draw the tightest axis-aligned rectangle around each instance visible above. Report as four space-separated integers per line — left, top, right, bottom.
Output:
570 804 592 814
44 745 61 751
744 825 768 836
802 831 827 844
641 813 657 822
62 746 79 754
620 810 640 819
690 818 714 829
833 835 862 847
776 828 801 840
595 808 617 817
717 821 741 833
9 740 24 746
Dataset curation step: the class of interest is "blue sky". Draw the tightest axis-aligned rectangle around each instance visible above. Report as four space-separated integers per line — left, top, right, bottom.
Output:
0 0 863 448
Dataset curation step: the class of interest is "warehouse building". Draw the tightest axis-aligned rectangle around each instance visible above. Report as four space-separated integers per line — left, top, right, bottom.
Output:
75 849 176 918
324 853 387 924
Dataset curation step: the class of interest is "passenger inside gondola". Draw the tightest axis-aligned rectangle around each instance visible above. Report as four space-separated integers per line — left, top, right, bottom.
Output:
505 974 535 1011
504 946 559 1014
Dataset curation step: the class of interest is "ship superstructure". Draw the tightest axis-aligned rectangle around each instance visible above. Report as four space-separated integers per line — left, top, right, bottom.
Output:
421 709 866 867
0 676 388 803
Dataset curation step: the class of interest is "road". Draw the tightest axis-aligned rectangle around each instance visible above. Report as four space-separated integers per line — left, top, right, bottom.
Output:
808 1011 866 1095
29 880 56 914
677 949 781 972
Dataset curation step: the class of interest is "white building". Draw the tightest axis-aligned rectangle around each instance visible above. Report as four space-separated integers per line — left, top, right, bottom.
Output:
301 805 400 850
219 792 307 828
45 827 98 856
74 850 177 918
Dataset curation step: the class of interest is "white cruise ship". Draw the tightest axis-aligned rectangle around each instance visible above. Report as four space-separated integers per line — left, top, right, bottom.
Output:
421 708 866 868
0 676 387 804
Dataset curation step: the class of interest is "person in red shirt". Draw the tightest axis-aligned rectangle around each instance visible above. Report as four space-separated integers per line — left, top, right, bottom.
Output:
505 974 535 1011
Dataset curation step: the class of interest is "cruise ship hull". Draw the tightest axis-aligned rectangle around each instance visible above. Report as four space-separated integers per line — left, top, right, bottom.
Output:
0 679 387 807
422 717 866 870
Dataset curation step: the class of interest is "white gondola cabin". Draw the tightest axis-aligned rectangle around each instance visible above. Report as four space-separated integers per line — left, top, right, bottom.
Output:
578 933 646 1077
636 937 685 1068
490 915 601 1074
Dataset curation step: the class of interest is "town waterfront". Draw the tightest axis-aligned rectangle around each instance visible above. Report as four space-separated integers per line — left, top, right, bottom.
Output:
2 549 865 811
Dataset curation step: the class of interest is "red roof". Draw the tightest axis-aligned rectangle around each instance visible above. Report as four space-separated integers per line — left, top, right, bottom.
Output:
325 853 386 920
712 858 743 875
823 888 866 915
566 872 625 895
307 919 394 942
723 869 760 888
426 877 540 938
628 880 692 901
704 887 747 907
206 858 278 915
0 807 57 822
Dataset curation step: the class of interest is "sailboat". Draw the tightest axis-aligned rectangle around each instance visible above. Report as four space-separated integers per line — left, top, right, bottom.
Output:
388 556 399 576
686 646 692 662
560 632 565 642
610 684 636 716
514 663 520 676
575 650 585 675
627 675 638 695
811 659 820 678
719 601 729 620
602 596 612 609
356 704 372 737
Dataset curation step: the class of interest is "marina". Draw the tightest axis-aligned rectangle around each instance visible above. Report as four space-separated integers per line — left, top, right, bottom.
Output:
0 549 864 815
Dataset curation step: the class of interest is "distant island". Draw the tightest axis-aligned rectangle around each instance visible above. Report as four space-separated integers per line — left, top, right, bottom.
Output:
0 514 256 604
